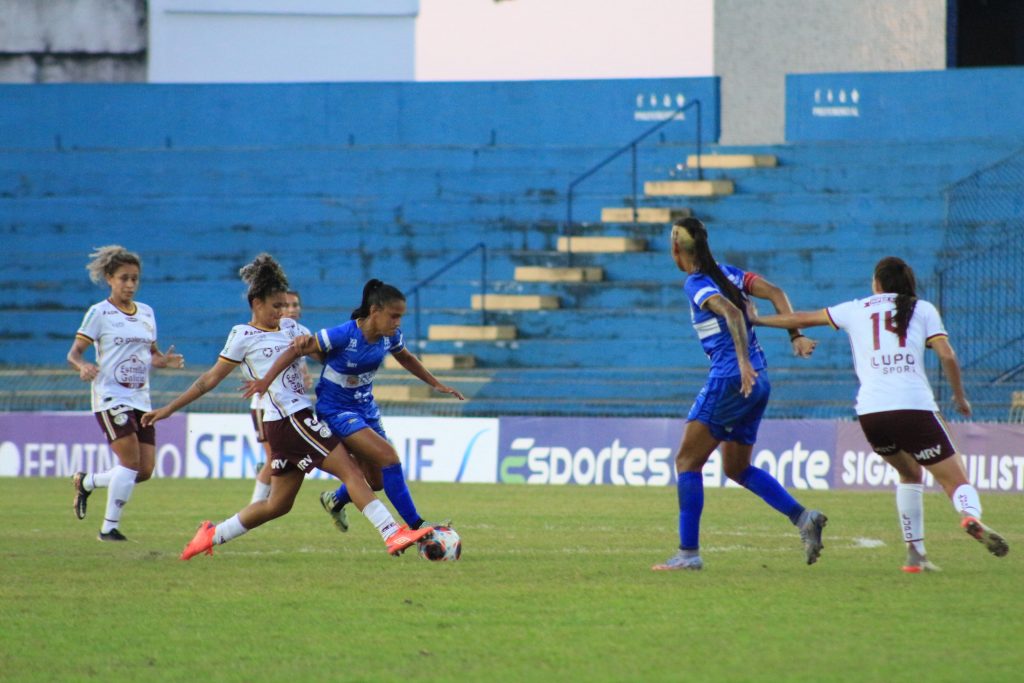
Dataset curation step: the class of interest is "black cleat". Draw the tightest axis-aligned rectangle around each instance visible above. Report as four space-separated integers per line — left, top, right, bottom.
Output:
98 528 128 542
72 472 91 520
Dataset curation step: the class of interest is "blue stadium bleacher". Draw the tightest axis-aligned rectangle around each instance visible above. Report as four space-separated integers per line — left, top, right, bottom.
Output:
1 76 1021 420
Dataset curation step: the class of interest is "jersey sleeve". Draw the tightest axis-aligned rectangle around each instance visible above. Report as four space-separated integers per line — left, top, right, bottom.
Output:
684 273 721 309
917 301 948 346
390 329 405 354
76 304 102 343
315 324 348 354
218 326 246 364
825 300 856 330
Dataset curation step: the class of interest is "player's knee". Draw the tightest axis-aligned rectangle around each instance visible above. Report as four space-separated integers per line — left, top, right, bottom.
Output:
135 468 153 483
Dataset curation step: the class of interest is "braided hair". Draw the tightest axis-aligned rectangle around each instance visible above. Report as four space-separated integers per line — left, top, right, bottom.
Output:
874 256 918 339
238 253 289 305
86 245 141 285
672 217 746 310
351 279 405 320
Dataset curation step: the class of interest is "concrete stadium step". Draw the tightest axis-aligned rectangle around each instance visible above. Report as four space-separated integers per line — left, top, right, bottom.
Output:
600 207 691 223
513 266 604 282
383 354 476 370
644 179 735 197
556 236 647 253
687 153 777 169
470 294 560 311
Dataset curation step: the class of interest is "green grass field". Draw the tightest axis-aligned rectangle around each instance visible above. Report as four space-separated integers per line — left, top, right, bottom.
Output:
2 477 1020 682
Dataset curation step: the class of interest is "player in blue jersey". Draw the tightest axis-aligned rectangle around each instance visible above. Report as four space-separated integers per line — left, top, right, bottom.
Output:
244 278 464 535
653 217 827 571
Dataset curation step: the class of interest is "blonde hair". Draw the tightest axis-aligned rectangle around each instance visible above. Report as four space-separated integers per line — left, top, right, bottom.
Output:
86 245 141 285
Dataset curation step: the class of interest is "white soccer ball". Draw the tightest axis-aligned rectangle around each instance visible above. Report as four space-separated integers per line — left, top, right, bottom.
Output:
417 526 462 561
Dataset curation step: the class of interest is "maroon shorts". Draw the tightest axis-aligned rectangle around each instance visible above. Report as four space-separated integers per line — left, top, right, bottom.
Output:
95 405 156 445
263 408 339 476
857 409 957 464
250 409 267 443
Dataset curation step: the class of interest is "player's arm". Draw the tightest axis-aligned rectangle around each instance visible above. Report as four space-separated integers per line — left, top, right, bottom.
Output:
67 335 98 381
239 335 317 399
929 336 971 417
150 342 185 369
704 293 756 398
747 276 817 358
142 359 235 426
390 347 465 400
753 309 832 330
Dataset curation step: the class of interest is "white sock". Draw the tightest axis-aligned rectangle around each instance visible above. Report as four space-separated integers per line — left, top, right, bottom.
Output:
213 514 248 545
361 499 400 540
952 483 982 518
250 480 271 504
896 483 926 556
101 465 137 533
87 470 113 491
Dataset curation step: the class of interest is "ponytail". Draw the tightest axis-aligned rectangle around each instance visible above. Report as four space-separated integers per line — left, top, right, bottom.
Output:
673 217 746 310
874 256 918 339
351 279 405 320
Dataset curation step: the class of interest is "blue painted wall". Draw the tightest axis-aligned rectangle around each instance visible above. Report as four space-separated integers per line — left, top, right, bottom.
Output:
786 66 1024 142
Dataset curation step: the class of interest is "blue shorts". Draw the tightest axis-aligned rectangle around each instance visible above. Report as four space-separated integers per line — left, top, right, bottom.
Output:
320 409 387 441
687 371 770 445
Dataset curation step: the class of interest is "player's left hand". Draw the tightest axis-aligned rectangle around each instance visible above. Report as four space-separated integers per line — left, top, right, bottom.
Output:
157 344 185 369
241 378 269 399
953 395 972 418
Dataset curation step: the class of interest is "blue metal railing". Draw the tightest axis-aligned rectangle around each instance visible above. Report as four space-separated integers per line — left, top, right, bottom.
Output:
405 242 488 350
564 99 702 264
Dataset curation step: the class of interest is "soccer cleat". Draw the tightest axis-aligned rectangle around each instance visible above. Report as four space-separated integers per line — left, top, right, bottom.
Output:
902 546 941 573
319 491 349 533
652 551 704 571
97 528 127 542
385 524 435 556
798 510 828 565
961 517 1009 557
180 521 216 561
72 471 91 520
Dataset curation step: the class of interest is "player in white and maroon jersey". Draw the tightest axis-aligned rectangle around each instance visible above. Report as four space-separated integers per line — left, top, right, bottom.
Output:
248 289 313 506
66 245 185 542
754 256 1009 571
141 253 432 560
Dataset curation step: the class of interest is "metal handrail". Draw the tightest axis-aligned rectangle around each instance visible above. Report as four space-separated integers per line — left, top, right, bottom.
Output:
564 99 702 264
405 242 487 350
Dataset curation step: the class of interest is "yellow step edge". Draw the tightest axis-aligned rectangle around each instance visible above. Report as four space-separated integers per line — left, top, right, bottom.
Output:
470 294 560 311
556 236 647 253
514 266 604 283
687 154 777 169
428 324 517 341
373 384 440 401
600 207 691 223
644 179 735 197
383 354 476 370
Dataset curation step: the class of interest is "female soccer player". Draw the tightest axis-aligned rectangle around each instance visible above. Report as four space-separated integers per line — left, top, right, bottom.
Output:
243 278 464 536
141 256 432 560
653 218 827 571
67 245 185 541
249 289 312 505
752 256 1008 571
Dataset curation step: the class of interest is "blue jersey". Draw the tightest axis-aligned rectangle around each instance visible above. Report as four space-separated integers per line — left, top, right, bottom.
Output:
313 319 405 420
684 263 767 378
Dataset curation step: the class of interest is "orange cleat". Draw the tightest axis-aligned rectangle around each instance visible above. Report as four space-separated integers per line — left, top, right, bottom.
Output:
180 520 216 561
961 517 1009 557
385 524 434 556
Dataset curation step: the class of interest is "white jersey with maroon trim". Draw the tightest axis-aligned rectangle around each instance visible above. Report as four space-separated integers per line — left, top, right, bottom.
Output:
826 294 947 415
220 317 311 421
76 299 158 413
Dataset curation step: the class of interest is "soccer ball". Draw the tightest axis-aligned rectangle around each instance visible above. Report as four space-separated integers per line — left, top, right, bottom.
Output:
417 526 462 561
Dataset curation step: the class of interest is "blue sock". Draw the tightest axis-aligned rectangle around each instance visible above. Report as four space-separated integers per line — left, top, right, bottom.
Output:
381 463 422 527
331 484 352 509
677 471 704 550
737 465 805 524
